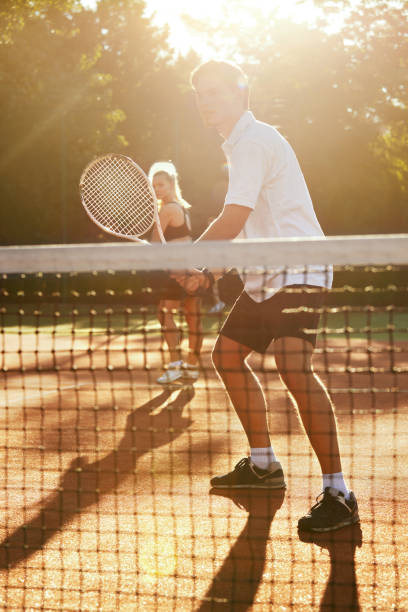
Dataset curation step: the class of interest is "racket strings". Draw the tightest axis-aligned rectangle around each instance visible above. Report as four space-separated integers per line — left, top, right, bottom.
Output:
87 161 152 232
81 157 155 236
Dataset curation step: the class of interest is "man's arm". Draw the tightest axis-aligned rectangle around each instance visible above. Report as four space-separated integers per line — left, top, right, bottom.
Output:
196 204 252 242
172 204 251 294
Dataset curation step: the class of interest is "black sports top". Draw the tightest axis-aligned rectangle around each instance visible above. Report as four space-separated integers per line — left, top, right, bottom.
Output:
163 203 191 242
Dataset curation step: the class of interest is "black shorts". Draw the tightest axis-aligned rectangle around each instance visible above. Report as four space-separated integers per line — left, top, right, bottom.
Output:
159 274 206 302
146 272 201 303
160 275 189 301
220 285 326 354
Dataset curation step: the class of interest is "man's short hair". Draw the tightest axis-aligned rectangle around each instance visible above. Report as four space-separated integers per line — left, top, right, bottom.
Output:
190 60 249 108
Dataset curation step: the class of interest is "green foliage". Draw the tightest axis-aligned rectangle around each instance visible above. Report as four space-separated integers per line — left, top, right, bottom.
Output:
0 0 171 243
0 0 82 44
0 0 407 246
181 0 408 235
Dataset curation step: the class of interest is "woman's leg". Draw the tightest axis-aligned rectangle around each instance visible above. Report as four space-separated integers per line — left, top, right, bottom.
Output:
183 296 203 366
158 299 182 363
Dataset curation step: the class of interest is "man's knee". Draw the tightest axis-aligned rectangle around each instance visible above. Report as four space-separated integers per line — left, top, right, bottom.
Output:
212 335 249 373
274 337 314 389
211 338 225 372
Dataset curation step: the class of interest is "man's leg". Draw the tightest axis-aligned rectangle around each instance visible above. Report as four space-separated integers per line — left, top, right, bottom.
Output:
273 336 342 475
274 336 359 531
212 334 270 448
210 334 285 489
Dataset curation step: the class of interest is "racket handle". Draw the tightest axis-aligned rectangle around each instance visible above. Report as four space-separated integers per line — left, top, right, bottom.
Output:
198 268 215 292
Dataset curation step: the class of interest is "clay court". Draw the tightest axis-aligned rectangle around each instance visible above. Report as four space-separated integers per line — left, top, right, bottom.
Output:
2 0 408 608
0 327 406 611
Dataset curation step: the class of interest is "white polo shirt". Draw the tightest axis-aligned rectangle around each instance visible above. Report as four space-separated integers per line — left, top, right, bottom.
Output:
222 111 333 302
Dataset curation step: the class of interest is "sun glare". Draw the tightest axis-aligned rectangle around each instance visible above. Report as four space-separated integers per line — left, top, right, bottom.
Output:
144 0 333 57
82 0 345 57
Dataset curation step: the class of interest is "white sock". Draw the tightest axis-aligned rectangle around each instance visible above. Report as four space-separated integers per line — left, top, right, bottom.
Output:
250 447 278 470
168 360 183 368
323 472 350 498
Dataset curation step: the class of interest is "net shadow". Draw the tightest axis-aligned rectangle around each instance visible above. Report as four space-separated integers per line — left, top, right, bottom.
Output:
0 387 195 570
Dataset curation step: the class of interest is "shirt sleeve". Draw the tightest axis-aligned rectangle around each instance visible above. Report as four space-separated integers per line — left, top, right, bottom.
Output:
224 139 270 210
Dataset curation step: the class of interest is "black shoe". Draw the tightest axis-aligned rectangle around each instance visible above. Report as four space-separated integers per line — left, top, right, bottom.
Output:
210 457 286 489
298 487 360 533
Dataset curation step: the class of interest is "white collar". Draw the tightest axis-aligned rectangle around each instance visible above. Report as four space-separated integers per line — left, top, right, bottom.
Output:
221 111 256 153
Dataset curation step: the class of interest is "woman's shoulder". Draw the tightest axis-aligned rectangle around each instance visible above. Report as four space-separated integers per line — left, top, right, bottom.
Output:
163 201 188 215
164 201 183 208
164 199 191 210
160 201 184 221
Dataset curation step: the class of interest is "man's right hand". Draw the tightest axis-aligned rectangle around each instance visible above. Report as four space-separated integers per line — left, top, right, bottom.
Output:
171 269 212 295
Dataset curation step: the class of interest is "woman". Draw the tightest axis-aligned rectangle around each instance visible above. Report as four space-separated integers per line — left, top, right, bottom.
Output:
149 161 203 384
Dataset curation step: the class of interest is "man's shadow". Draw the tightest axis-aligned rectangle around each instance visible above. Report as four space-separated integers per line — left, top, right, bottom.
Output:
198 488 285 612
299 523 363 611
0 387 194 570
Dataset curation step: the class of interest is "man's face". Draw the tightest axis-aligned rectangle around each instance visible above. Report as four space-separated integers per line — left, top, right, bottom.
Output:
194 74 243 132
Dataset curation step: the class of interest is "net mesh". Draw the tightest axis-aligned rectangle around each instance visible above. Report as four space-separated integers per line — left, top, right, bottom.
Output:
0 236 407 611
80 155 156 236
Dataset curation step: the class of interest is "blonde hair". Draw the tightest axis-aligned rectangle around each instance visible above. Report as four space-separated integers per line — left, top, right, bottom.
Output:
148 161 191 210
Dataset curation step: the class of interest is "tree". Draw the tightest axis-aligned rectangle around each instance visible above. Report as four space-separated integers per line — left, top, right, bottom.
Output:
0 0 178 244
2 0 406 244
177 0 408 234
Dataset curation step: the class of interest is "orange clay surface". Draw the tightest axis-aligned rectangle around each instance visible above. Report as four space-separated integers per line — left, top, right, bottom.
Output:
0 333 407 611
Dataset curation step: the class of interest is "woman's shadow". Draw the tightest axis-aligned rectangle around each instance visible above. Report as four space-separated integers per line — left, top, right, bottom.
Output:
198 487 285 612
299 523 363 611
0 387 194 570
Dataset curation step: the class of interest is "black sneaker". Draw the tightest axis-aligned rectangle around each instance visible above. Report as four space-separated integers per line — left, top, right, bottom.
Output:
210 457 286 489
298 487 360 533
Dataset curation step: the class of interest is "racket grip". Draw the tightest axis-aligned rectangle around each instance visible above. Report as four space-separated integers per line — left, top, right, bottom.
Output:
199 268 215 293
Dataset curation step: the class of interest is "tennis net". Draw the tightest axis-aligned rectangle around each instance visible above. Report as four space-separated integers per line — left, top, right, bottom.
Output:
0 235 407 611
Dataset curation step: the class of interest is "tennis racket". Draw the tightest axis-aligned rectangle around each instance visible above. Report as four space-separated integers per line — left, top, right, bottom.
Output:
79 154 165 243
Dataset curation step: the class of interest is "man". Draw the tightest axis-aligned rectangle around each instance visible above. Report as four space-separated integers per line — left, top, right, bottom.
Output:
179 60 359 532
